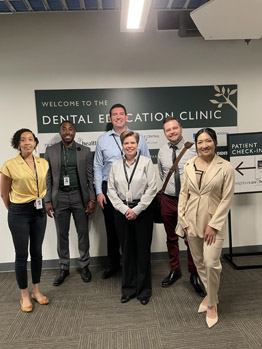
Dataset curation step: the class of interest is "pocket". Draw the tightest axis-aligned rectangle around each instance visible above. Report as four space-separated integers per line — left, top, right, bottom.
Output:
8 203 24 214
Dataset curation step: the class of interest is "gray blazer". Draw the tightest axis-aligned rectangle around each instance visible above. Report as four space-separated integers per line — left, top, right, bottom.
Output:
44 141 96 208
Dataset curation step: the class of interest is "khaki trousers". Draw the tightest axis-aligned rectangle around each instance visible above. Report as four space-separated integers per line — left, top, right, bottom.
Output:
187 236 224 307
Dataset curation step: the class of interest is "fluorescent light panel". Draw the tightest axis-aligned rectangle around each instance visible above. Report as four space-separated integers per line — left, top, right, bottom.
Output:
121 0 152 32
127 0 145 29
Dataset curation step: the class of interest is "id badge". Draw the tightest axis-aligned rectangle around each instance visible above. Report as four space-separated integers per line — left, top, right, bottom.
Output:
126 191 133 204
35 198 43 210
63 176 70 186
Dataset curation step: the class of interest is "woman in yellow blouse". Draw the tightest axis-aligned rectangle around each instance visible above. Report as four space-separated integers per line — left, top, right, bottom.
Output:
0 129 49 312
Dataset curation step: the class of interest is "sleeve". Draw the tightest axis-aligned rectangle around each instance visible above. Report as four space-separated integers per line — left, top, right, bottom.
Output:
138 134 150 158
157 149 164 181
86 150 96 201
177 164 190 229
93 139 104 195
44 148 52 203
208 163 235 232
132 159 157 216
0 161 12 179
107 162 129 215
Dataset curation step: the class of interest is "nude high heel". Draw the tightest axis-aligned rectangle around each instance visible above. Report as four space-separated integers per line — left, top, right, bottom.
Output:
206 306 218 328
198 296 208 313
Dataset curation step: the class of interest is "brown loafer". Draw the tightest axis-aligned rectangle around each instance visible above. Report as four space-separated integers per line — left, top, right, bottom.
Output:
20 298 33 312
31 293 49 305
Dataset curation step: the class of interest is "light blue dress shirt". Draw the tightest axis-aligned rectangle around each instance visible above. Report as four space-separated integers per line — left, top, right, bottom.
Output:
94 129 150 195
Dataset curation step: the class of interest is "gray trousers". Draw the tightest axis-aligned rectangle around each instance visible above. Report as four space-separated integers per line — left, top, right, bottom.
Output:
54 189 90 270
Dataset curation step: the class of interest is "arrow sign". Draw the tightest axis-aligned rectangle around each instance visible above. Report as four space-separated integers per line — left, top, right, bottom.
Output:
235 161 256 176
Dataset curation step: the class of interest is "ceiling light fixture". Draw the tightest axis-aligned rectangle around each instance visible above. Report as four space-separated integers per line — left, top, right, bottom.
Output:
127 0 145 29
121 0 152 32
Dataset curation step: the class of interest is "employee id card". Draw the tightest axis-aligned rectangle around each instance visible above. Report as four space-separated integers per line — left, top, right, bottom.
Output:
63 176 70 186
35 198 43 210
126 191 133 204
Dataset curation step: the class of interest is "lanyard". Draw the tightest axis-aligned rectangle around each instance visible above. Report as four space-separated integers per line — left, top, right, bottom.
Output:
112 134 123 157
123 154 140 190
62 145 71 175
20 154 40 198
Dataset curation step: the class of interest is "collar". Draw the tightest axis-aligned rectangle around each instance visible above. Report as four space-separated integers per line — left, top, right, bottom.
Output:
16 153 40 164
109 127 129 137
61 141 75 151
124 152 139 166
16 153 24 164
168 137 184 150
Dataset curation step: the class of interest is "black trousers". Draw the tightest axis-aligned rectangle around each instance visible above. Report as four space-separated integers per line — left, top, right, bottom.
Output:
102 181 121 269
114 206 153 299
8 201 47 289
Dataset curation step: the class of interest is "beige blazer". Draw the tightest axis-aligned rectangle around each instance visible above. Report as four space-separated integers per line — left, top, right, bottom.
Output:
176 154 235 239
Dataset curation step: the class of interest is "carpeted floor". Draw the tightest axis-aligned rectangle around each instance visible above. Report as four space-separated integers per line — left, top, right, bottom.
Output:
0 258 261 349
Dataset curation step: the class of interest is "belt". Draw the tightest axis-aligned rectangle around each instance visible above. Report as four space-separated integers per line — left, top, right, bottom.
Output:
59 187 79 192
163 193 178 200
123 199 140 208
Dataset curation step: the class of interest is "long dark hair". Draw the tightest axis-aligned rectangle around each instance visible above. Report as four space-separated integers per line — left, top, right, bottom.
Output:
195 128 217 150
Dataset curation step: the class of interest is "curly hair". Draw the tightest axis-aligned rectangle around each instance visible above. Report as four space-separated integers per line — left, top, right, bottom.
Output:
11 128 39 150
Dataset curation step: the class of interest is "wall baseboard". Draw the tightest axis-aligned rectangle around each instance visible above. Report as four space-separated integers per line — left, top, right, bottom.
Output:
0 245 261 272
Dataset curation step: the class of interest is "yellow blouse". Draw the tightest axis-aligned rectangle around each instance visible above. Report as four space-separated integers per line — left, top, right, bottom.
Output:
0 154 49 204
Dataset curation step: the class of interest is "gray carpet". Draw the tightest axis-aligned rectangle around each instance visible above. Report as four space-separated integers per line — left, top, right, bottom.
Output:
0 258 261 349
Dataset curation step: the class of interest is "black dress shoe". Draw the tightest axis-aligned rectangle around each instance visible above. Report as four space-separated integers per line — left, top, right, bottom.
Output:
190 272 206 297
102 267 120 279
53 269 69 286
81 266 92 283
161 270 182 288
139 297 150 305
121 295 135 303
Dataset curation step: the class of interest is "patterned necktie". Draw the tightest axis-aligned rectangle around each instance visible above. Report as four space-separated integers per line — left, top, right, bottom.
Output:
172 145 181 197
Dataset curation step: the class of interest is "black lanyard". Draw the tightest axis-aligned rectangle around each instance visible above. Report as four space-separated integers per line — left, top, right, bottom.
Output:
20 154 40 198
112 134 123 157
123 154 140 190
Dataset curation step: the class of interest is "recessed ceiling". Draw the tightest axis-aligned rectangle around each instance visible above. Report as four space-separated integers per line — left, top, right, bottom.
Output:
1 0 260 41
0 0 206 14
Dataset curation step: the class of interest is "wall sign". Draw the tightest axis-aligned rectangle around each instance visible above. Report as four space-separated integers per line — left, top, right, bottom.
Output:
35 85 238 163
227 132 262 193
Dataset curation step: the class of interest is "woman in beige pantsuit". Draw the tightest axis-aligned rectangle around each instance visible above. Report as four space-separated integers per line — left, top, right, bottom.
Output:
176 128 234 328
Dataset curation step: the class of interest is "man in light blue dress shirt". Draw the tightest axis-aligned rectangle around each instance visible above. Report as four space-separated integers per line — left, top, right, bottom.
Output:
94 104 150 279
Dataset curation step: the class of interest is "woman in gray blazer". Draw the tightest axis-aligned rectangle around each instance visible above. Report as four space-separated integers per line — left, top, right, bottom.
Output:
177 128 234 328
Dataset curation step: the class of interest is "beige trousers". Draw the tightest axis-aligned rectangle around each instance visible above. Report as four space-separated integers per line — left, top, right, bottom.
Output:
187 236 224 307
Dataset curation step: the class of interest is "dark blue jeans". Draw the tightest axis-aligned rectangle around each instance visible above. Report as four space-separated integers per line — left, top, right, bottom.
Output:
8 201 47 289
